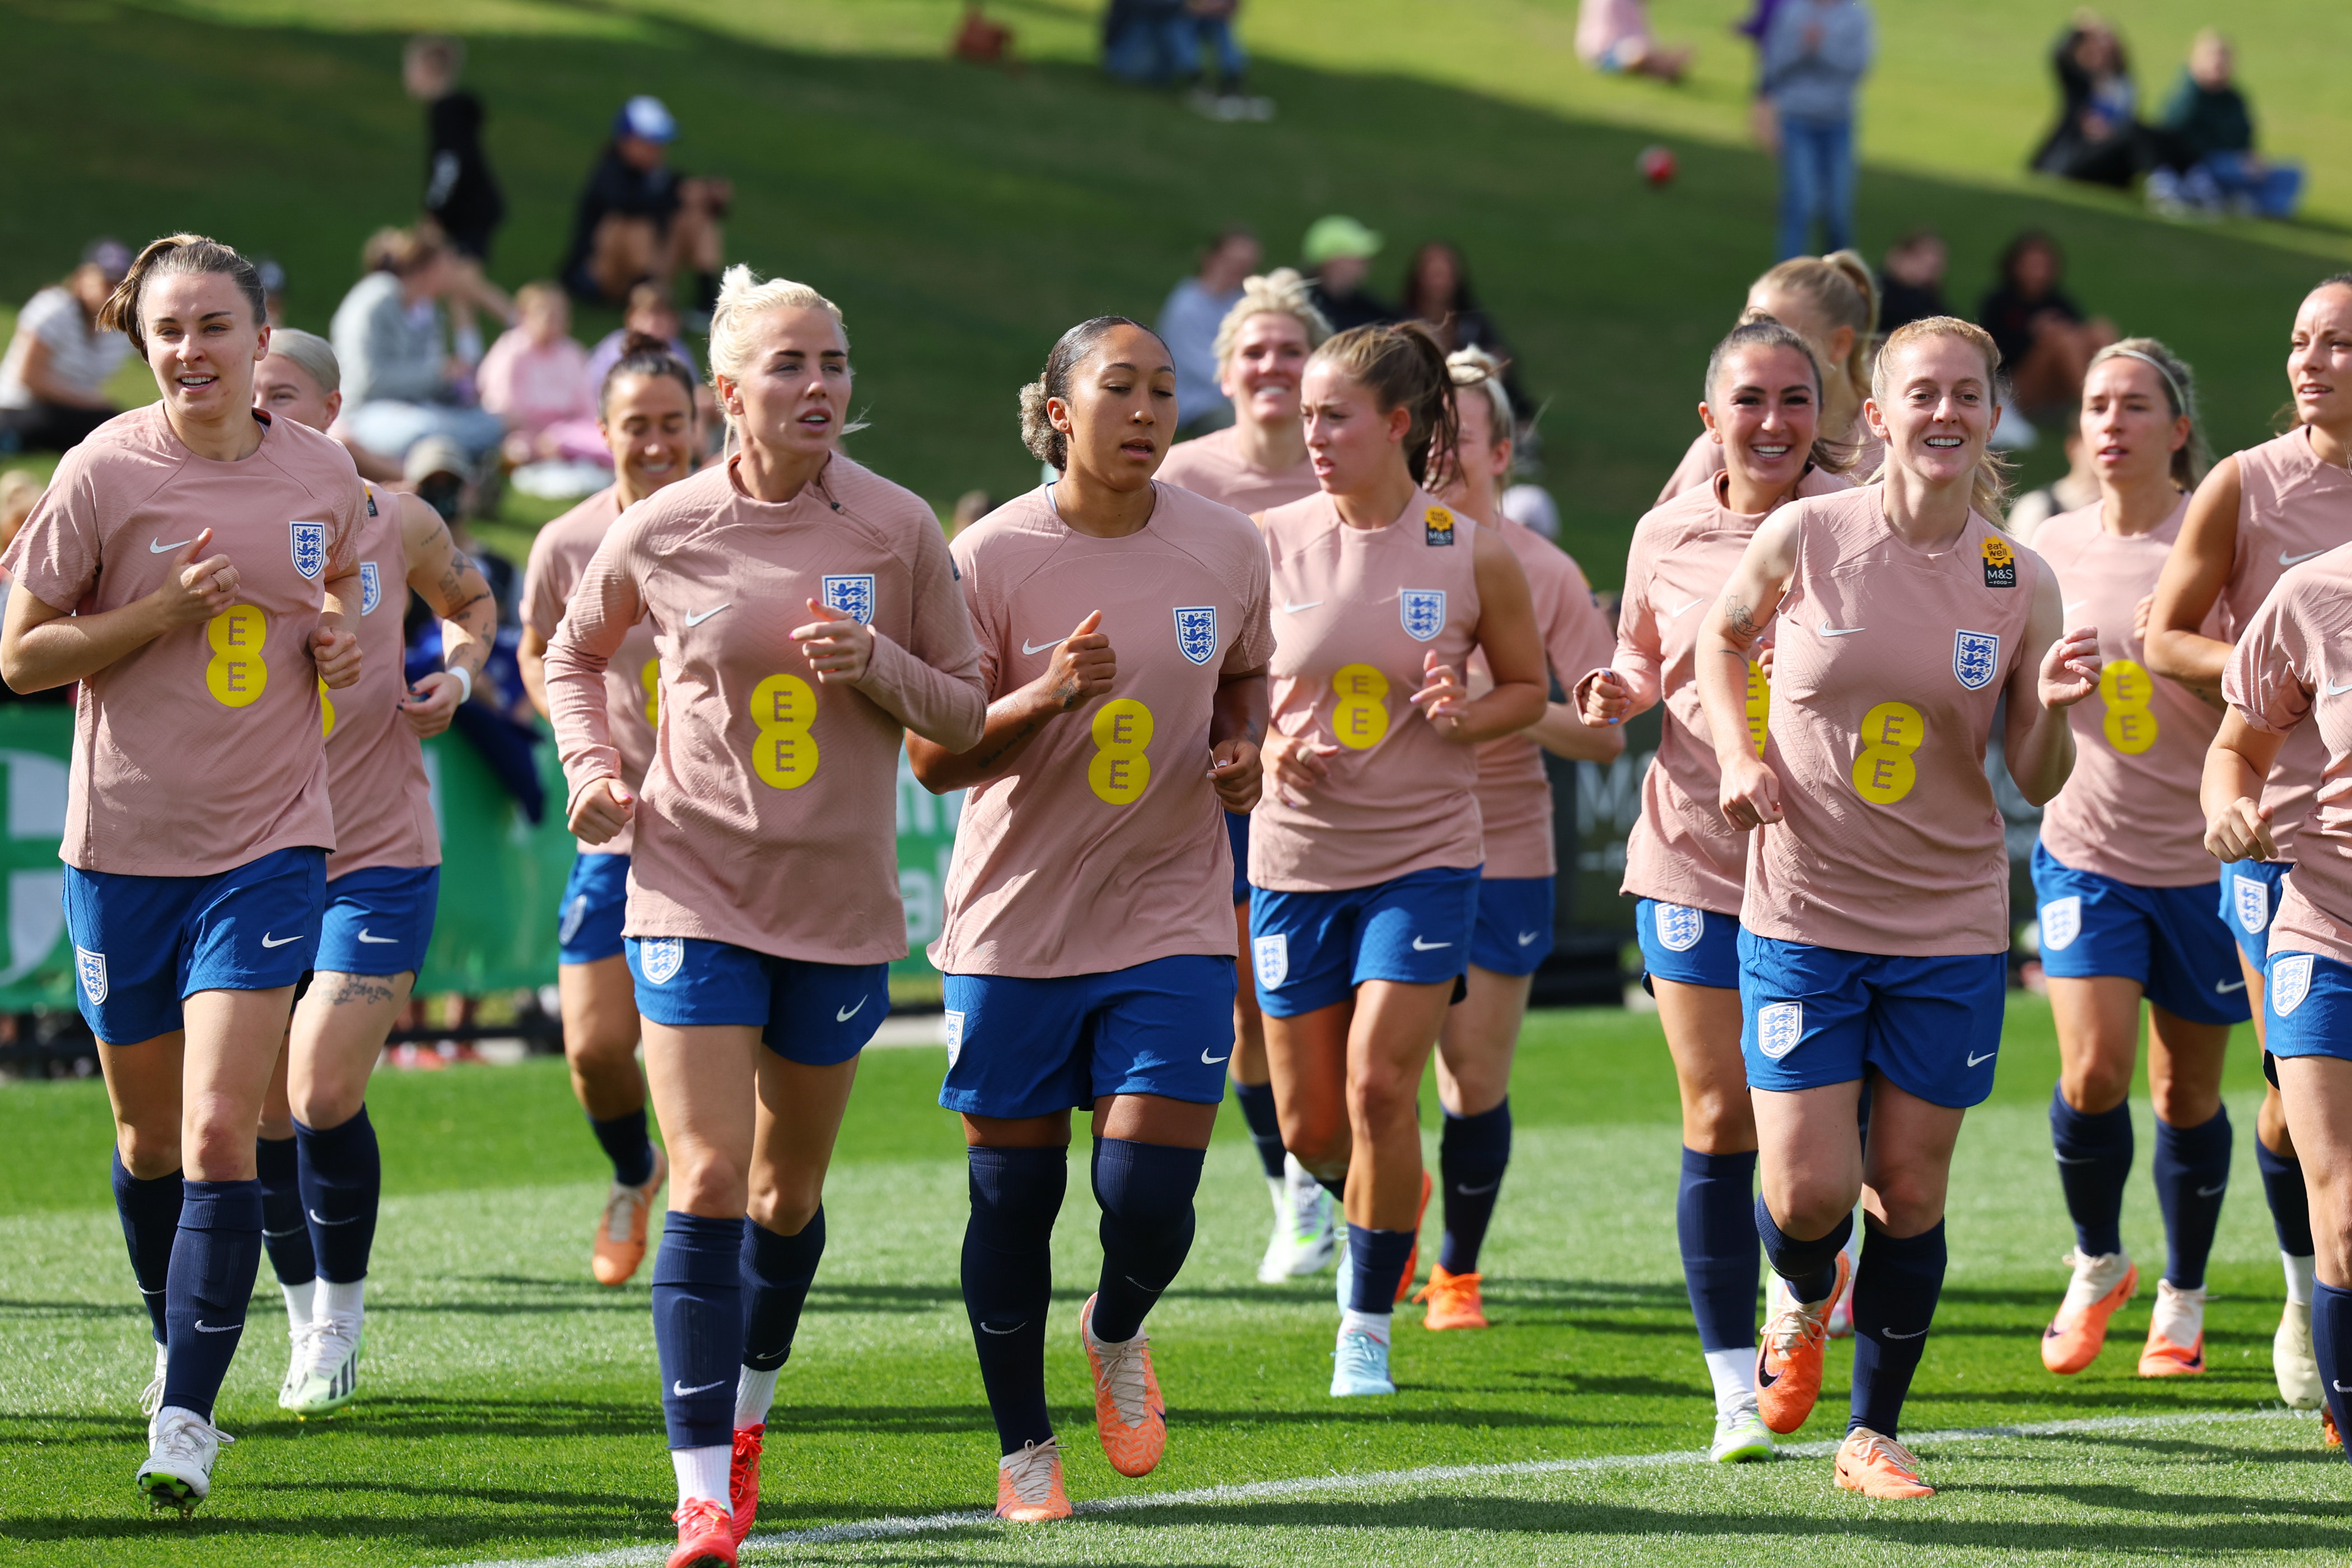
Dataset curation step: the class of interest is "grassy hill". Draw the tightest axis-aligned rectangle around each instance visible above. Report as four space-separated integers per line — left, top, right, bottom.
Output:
2 0 2345 579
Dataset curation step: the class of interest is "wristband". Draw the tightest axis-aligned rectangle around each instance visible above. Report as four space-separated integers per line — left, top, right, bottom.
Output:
446 664 473 704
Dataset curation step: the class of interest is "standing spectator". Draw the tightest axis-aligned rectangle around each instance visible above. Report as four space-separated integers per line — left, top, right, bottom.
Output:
1300 214 1392 334
404 33 513 362
2150 30 2303 220
562 96 731 319
2031 13 2154 190
477 282 602 466
1575 0 1692 82
1158 227 1261 436
1180 1 1263 118
1757 0 1875 262
330 227 505 463
1976 230 2117 428
1103 0 1186 84
0 240 134 452
1877 227 1948 335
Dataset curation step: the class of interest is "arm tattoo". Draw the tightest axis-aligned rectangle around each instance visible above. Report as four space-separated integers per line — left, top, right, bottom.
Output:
1724 597 1761 645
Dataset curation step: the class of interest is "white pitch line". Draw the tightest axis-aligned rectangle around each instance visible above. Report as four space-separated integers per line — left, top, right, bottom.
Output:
450 1405 2306 1567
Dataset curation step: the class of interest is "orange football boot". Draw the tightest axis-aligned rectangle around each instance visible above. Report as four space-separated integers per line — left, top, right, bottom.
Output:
592 1144 669 1287
1755 1252 1850 1435
728 1424 762 1544
996 1438 1072 1521
2041 1250 2139 1375
667 1499 736 1568
1396 1169 1434 1304
1835 1427 1934 1499
1414 1264 1488 1330
2136 1280 2206 1377
1080 1293 1166 1477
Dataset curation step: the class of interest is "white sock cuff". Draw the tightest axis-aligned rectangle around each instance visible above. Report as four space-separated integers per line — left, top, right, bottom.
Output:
2285 1251 2318 1306
282 1281 314 1331
736 1366 781 1430
672 1443 731 1507
1339 1308 1392 1345
1703 1346 1756 1410
318 1278 365 1321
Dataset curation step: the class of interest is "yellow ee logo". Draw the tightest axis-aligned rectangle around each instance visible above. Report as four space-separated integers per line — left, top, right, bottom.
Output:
1332 663 1390 750
1088 698 1153 805
1851 700 1925 805
749 673 818 788
205 605 268 708
641 657 661 728
1744 660 1770 758
2099 659 2158 755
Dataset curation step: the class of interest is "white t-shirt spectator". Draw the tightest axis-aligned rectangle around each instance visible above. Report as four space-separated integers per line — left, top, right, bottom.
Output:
0 287 132 410
1157 277 1243 430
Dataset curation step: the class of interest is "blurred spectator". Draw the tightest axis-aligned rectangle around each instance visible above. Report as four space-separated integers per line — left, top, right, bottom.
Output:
585 283 699 389
478 282 603 466
1499 483 1560 541
1159 227 1261 437
405 33 514 362
1180 2 1267 119
950 490 995 538
951 3 1014 65
330 227 505 463
0 239 133 454
255 255 290 325
563 96 731 318
1301 216 1392 334
2006 427 2100 544
1757 0 1874 262
1877 227 1948 334
1400 241 1525 408
1575 0 1692 82
0 469 68 706
2149 30 2303 220
2031 12 2162 190
1977 230 2116 428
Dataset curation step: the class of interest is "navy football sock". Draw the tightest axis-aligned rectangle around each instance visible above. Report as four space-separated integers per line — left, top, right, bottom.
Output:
741 1208 825 1372
1233 1081 1287 1183
963 1145 1067 1454
1436 1099 1511 1276
1679 1147 1760 1352
2314 1281 2352 1469
589 1108 656 1189
652 1211 744 1450
256 1135 316 1289
1755 1196 1851 1305
2050 1086 2133 1258
159 1180 263 1422
2257 1140 2316 1257
294 1108 380 1284
111 1149 181 1346
2153 1107 2231 1290
1345 1224 1417 1313
1091 1138 1203 1344
1847 1221 1947 1439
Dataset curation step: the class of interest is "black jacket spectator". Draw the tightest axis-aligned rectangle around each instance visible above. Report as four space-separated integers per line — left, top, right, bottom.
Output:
424 90 506 262
563 148 683 298
2159 70 2253 162
2031 20 2153 189
1306 278 1393 335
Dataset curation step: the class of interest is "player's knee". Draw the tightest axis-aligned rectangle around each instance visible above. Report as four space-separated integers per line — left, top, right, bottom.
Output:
1869 1172 1945 1236
2148 1080 2220 1129
117 1125 181 1182
748 1184 819 1238
292 1080 367 1133
1345 1063 1417 1132
670 1151 751 1217
2059 1056 2133 1114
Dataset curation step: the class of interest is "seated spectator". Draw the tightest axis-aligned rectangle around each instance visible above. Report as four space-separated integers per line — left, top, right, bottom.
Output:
1300 215 1393 334
1977 230 2116 427
1158 226 1261 436
0 239 134 453
561 96 731 319
1401 241 1524 407
2031 12 2159 189
1575 0 1692 83
330 226 506 463
2150 30 2303 220
406 33 515 363
1877 227 1948 334
478 282 603 466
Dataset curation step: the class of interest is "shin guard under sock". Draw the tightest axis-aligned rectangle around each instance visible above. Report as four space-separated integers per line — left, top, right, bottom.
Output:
1345 1224 1417 1313
1091 1138 1205 1343
1679 1147 1760 1352
652 1212 744 1450
2049 1086 2132 1259
2257 1139 2316 1258
294 1107 380 1284
111 1149 181 1346
1847 1221 1947 1439
159 1180 263 1422
589 1108 657 1189
256 1135 316 1290
2314 1281 2352 1468
741 1208 826 1373
1436 1099 1511 1277
1232 1081 1287 1183
1755 1197 1851 1306
2153 1107 2231 1290
963 1145 1067 1454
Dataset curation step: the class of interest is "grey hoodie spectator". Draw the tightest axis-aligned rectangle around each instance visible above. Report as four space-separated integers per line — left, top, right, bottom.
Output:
1758 0 1874 260
1158 226 1260 436
330 227 505 461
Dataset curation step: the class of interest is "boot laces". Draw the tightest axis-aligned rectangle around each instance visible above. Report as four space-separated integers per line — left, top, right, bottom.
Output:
1002 1438 1061 1504
299 1315 356 1380
1846 1429 1921 1476
1094 1333 1152 1427
1761 1294 1826 1357
151 1408 233 1466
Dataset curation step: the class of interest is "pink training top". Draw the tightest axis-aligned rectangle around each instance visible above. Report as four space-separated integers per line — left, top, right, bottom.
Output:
2032 496 2222 887
1471 520 1615 879
522 486 662 858
1656 424 1884 509
1604 466 1851 915
476 329 595 437
1157 427 1319 517
2 404 364 875
1742 486 2040 957
323 484 440 877
2224 545 2352 967
1251 488 1488 893
545 455 985 965
2219 427 2352 863
931 483 1275 977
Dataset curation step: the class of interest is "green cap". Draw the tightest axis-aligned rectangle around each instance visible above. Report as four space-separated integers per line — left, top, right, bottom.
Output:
1301 214 1382 267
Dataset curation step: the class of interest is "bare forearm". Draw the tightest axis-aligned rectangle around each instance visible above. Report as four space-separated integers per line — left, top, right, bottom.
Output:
2201 744 2265 822
1695 643 1755 768
2005 707 2077 807
5 599 167 691
1532 699 1625 762
1452 682 1545 745
1210 673 1267 750
2144 627 2229 695
906 683 1063 793
518 644 549 720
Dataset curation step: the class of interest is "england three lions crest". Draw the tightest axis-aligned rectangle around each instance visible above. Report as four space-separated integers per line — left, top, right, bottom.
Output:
1400 590 1446 643
2272 954 2313 1018
1952 629 2000 692
821 574 876 625
2039 896 2082 953
637 938 684 986
2234 873 2271 935
290 520 328 581
75 946 106 1006
1173 606 1218 666
359 562 382 616
1654 903 1705 953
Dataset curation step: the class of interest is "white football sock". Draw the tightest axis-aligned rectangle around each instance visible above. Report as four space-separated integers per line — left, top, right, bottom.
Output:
1267 1174 1288 1216
316 1277 365 1323
2285 1252 2317 1307
282 1281 313 1336
736 1366 780 1430
2149 1279 2206 1345
672 1443 731 1507
1338 1308 1392 1346
1704 1347 1756 1412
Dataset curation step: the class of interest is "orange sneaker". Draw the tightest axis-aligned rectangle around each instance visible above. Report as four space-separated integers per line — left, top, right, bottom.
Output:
1835 1426 1934 1499
592 1144 669 1287
667 1498 736 1568
1396 1169 1434 1305
1414 1264 1488 1330
995 1437 1072 1521
1080 1293 1166 1477
727 1424 762 1545
2325 1407 2342 1450
2040 1249 2138 1375
2136 1280 2205 1377
1755 1252 1850 1435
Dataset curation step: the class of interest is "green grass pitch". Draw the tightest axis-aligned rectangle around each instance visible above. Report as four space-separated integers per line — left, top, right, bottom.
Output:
4 996 2345 1565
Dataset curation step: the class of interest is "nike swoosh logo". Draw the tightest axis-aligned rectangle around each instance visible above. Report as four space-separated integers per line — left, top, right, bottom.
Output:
1883 1327 1928 1340
1021 636 1062 655
262 1225 307 1239
2328 680 2352 697
1664 598 1704 619
2281 549 2328 566
1201 1050 1231 1064
138 1286 166 1296
684 605 730 627
836 997 866 1023
1516 930 1541 946
307 1209 361 1226
1966 1050 1997 1067
262 933 302 948
354 930 396 945
2336 1380 2352 1392
2053 1154 2098 1165
2216 979 2246 993
1281 599 1323 614
979 1322 1025 1336
1817 623 1866 637
151 538 193 554
192 1320 240 1333
671 1379 726 1397
1456 1180 1499 1196
1411 937 1451 951
2196 1183 2228 1197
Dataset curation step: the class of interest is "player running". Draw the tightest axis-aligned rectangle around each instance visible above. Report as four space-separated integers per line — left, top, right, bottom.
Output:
544 267 984 1568
0 235 366 1514
1575 319 1850 1462
1419 346 1620 1333
908 316 1272 1522
1159 268 1334 1284
2145 273 2352 1415
248 329 497 1416
1251 321 1546 1398
2026 339 2250 1380
519 334 702 1287
1697 316 2099 1498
